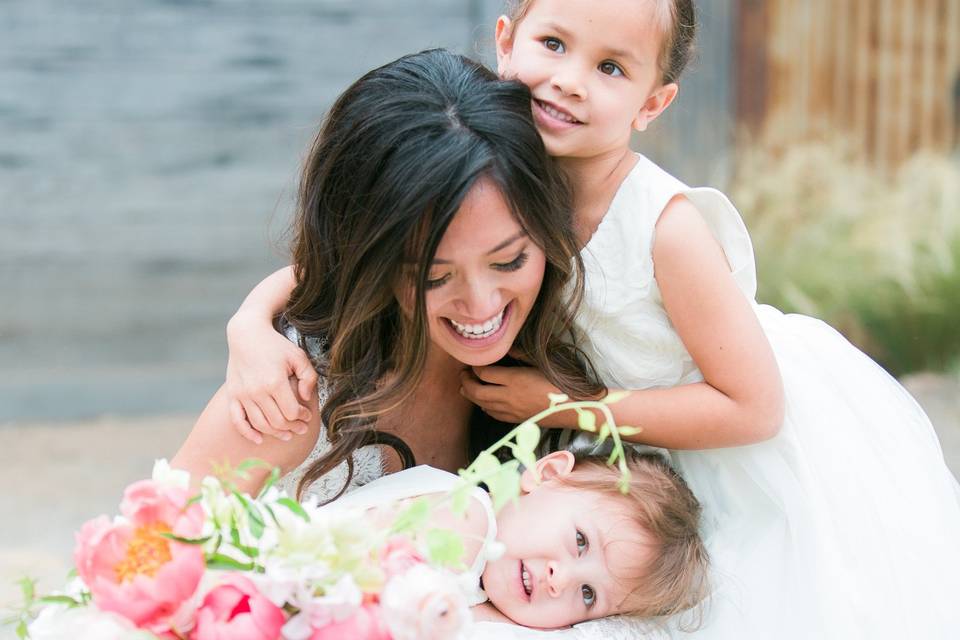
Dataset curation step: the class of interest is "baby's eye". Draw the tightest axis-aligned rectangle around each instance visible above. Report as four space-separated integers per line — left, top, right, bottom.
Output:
576 530 588 555
581 584 596 607
599 61 624 77
542 37 565 53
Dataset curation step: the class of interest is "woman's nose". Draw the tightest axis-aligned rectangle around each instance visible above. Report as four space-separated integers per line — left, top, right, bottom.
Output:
454 276 502 319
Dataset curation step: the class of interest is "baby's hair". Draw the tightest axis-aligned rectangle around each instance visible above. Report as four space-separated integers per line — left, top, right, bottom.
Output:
506 0 696 84
559 450 709 625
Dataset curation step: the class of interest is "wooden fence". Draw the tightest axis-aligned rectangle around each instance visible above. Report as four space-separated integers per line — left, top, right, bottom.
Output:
737 0 960 172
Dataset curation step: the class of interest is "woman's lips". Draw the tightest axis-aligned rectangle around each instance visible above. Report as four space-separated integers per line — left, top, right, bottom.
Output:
443 301 513 348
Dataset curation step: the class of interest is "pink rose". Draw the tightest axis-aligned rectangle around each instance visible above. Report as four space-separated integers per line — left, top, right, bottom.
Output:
74 479 206 636
380 536 426 579
309 603 391 640
192 574 285 640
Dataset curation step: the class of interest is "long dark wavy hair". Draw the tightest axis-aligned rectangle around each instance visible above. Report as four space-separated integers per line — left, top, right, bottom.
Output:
284 49 602 501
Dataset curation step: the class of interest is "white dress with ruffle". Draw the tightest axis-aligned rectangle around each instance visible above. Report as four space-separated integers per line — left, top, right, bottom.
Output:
575 153 960 639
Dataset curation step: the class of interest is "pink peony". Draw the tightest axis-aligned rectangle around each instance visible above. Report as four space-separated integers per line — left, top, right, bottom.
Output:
380 536 426 579
192 574 285 640
74 479 206 636
309 603 391 640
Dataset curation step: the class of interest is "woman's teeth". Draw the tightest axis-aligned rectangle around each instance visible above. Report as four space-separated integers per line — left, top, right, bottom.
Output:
539 100 579 123
521 563 532 596
449 309 504 339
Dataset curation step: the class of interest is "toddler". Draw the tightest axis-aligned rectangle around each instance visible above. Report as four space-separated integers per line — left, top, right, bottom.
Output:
333 449 708 630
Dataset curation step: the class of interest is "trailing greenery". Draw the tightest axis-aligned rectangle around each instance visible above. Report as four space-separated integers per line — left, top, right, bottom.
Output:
731 144 960 376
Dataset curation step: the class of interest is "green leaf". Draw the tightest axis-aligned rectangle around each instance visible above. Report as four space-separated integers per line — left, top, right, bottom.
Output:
597 422 611 444
232 491 266 539
18 578 35 605
390 497 430 534
257 467 282 500
513 447 537 473
425 528 466 569
471 452 501 479
602 390 630 405
205 553 256 571
159 532 212 545
617 426 642 437
16 620 27 640
515 422 540 454
450 484 472 516
229 527 260 558
186 493 204 507
276 497 310 522
237 458 270 473
38 595 81 608
576 408 597 432
487 460 522 512
547 392 569 406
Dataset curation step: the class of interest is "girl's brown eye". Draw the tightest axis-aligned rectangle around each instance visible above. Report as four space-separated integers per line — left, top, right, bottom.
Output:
543 38 565 53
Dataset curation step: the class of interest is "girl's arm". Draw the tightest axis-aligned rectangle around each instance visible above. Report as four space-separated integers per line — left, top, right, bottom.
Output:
462 196 784 449
171 381 322 493
225 266 319 444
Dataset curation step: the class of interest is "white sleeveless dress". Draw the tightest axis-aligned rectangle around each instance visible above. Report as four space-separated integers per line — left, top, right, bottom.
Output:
575 154 960 639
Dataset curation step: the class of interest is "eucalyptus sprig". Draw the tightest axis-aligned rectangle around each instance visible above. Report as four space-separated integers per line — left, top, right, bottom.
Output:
452 391 641 514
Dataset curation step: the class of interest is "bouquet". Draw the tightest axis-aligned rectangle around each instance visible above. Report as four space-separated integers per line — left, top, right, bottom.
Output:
5 394 638 640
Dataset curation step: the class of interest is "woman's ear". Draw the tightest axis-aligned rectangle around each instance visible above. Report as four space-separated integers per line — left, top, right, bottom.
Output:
519 450 576 492
632 82 679 132
494 15 515 77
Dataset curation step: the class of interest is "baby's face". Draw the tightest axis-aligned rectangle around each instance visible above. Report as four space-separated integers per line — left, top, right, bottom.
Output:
481 478 652 628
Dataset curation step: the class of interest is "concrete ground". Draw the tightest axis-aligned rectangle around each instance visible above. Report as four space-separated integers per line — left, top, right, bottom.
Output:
1 373 958 636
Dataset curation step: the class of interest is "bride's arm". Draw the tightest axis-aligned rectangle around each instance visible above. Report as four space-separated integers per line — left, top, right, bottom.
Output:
171 381 322 493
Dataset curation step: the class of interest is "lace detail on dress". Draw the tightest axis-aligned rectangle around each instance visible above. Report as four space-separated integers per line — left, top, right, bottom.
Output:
276 320 385 503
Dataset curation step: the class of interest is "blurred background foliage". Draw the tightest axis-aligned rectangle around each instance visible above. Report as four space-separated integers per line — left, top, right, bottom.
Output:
732 144 960 377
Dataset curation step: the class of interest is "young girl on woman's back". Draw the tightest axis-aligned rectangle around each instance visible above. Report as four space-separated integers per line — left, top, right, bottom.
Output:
224 1 960 637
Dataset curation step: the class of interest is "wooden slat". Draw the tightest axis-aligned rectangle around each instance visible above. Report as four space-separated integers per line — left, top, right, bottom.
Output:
740 0 958 170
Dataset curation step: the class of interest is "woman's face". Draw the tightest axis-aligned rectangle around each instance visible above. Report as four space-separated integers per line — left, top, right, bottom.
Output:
400 177 547 367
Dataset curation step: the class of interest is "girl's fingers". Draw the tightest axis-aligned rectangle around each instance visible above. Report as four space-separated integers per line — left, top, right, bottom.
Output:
246 401 292 442
274 379 310 424
293 355 319 403
229 399 263 445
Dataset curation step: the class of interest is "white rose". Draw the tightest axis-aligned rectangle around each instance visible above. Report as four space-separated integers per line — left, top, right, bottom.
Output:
29 605 155 640
381 564 472 640
151 458 190 490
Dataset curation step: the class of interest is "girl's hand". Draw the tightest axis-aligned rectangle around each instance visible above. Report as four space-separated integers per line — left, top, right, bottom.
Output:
224 311 319 444
459 364 563 425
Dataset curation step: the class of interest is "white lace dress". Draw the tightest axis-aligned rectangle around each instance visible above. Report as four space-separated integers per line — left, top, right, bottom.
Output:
275 325 385 503
573 154 960 639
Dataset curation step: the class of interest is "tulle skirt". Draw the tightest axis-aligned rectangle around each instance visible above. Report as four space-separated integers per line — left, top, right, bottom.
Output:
670 306 960 639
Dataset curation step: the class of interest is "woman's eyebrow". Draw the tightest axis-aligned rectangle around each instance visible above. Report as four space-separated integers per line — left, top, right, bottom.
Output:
486 231 527 255
432 231 527 264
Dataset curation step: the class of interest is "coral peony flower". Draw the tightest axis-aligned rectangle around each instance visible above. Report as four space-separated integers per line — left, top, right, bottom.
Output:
309 603 391 640
74 479 206 636
380 564 471 640
192 573 285 640
380 536 426 579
